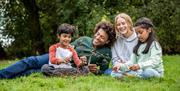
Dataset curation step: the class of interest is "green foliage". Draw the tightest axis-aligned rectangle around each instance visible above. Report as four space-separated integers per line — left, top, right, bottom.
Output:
0 0 179 58
0 0 45 58
0 55 180 91
0 0 31 57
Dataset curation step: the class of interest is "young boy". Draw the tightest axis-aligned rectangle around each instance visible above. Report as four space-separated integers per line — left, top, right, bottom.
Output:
41 23 89 76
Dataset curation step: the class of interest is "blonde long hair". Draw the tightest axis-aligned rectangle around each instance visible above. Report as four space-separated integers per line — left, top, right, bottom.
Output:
114 13 133 38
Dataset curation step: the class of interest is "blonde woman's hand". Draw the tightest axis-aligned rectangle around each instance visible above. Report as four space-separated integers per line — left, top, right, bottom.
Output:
112 63 121 72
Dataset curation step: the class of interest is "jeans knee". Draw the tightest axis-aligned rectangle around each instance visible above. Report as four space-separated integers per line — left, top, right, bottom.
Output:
23 56 36 63
41 64 54 72
21 56 39 68
41 64 49 70
141 69 159 78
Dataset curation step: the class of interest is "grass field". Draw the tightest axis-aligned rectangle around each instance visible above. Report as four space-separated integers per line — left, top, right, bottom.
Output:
0 55 180 91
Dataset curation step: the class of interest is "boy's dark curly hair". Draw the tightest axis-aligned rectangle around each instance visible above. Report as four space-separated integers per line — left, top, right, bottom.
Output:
94 21 116 47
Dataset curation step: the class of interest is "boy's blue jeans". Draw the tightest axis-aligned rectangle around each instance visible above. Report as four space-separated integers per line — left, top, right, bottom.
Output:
0 54 49 78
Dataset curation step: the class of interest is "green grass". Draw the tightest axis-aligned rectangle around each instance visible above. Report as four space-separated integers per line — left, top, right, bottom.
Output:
0 55 180 91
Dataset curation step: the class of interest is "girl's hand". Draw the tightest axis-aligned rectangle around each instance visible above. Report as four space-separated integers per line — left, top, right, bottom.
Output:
129 64 140 71
112 63 121 72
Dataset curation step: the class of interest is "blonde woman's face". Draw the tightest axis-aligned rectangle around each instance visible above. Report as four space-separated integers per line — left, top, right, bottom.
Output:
116 17 129 35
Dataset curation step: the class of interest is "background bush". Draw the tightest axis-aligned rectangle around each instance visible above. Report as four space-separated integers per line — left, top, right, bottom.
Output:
0 0 179 59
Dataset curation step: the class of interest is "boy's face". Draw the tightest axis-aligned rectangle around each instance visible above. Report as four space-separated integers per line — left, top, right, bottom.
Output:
92 28 109 47
58 33 72 47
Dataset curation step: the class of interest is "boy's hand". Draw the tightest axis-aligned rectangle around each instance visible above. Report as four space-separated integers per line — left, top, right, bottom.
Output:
57 58 64 64
64 56 71 64
80 56 88 66
129 64 140 71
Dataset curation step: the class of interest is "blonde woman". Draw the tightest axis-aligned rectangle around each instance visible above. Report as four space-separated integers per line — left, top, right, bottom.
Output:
104 13 138 77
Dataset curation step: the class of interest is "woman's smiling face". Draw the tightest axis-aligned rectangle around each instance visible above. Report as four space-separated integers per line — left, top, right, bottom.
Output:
116 17 128 35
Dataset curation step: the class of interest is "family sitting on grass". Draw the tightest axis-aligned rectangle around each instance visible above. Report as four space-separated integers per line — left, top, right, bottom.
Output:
0 13 164 79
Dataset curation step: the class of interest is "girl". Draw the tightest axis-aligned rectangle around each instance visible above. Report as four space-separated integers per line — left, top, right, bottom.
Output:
105 13 138 75
112 17 164 78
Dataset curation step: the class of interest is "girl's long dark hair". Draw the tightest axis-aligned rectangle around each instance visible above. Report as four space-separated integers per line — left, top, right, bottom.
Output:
133 17 157 55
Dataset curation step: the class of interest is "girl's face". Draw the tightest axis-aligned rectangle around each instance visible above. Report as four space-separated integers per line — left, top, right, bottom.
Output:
116 17 129 35
58 33 72 47
135 26 151 43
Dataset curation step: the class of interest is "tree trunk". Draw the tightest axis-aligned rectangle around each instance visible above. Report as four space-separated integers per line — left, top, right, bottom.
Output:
0 44 6 60
21 0 45 55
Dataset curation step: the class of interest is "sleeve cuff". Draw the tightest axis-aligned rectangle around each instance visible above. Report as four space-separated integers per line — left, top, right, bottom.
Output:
138 63 143 69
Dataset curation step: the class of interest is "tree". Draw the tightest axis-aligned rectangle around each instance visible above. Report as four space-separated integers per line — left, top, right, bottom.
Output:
21 0 45 55
0 0 179 59
1 0 45 58
0 43 6 60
